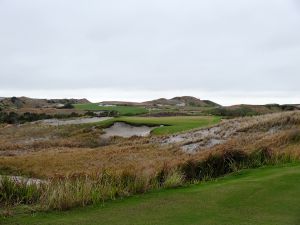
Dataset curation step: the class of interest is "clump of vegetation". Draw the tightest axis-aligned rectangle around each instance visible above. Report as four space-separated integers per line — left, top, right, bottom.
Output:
180 148 294 181
59 103 74 109
0 177 41 205
208 106 259 117
162 170 184 188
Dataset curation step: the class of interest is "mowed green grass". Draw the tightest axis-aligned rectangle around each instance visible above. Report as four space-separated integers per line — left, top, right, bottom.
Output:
113 116 221 135
73 103 148 116
4 163 300 225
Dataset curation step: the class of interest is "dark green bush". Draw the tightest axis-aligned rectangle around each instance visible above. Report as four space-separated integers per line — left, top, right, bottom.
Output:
60 103 74 109
180 148 289 182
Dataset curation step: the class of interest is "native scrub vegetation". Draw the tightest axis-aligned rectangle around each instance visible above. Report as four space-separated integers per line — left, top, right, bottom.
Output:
1 111 300 178
3 163 300 225
0 149 296 212
1 111 300 222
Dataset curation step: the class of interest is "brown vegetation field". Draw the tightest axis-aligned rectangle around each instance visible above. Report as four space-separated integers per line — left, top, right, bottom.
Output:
1 111 300 178
1 111 300 211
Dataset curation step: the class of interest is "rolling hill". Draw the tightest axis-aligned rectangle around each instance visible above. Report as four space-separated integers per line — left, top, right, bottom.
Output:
98 96 219 107
0 97 90 109
142 96 220 107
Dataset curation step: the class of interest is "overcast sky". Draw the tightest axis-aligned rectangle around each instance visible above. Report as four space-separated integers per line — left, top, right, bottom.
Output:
0 0 299 105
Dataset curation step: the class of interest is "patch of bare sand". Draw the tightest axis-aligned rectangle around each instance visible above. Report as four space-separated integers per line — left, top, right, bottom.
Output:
103 122 157 138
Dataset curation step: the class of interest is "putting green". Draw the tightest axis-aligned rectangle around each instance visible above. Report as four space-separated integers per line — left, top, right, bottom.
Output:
100 116 221 135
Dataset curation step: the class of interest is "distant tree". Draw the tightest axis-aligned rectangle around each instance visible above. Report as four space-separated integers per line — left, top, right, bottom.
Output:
11 96 18 103
10 96 23 108
61 103 74 109
6 112 19 124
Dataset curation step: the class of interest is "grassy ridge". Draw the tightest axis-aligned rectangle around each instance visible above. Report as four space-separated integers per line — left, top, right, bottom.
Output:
99 116 221 135
3 163 300 225
73 103 148 116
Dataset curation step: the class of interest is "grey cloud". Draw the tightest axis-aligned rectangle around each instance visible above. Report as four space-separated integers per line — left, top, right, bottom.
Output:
0 0 299 103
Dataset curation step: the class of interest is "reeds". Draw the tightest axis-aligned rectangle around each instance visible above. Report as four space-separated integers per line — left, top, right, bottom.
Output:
0 177 41 205
1 149 296 211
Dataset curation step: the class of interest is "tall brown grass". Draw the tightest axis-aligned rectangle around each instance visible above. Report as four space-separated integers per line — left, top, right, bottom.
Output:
1 111 300 212
1 148 297 211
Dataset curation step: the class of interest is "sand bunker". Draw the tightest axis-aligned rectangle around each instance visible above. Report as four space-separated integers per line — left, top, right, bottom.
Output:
38 117 112 126
159 120 243 153
103 122 157 138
